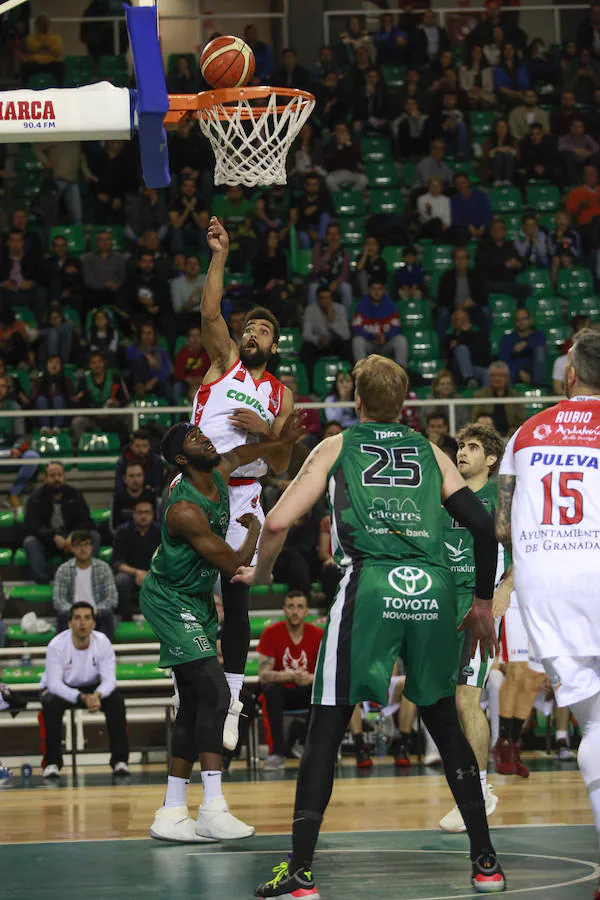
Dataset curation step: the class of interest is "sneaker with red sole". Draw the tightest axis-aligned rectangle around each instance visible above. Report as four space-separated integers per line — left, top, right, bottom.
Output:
492 739 516 775
471 852 506 893
355 747 373 769
511 740 529 778
255 861 319 899
393 737 412 768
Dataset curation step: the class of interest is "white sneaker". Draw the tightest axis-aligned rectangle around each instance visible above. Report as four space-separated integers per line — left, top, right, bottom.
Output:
424 752 442 766
261 754 286 770
113 762 131 776
150 805 218 843
556 742 576 761
42 764 60 779
195 797 255 840
291 740 305 760
223 698 244 751
439 784 499 833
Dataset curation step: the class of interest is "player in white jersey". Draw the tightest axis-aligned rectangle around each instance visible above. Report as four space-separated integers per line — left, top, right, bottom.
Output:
496 328 600 900
195 216 294 751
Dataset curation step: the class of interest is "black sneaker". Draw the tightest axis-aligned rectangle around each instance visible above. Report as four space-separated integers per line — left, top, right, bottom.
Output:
355 746 373 769
255 861 320 899
394 739 411 769
471 852 506 893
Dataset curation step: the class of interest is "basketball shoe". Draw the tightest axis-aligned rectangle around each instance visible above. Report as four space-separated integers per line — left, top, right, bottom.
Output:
392 735 412 768
439 784 498 833
492 739 516 775
355 746 373 769
511 741 529 778
223 698 244 751
471 852 506 893
255 860 319 899
150 806 218 843
196 796 255 840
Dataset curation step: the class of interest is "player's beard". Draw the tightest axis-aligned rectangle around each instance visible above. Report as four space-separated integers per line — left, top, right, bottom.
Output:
188 452 222 472
239 343 270 368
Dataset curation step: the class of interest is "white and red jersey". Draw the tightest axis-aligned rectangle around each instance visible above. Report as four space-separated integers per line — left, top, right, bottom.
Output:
191 358 285 481
499 396 600 659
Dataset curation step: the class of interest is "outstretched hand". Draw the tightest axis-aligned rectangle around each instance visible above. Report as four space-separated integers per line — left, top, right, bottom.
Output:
207 216 229 254
279 410 306 444
458 599 498 660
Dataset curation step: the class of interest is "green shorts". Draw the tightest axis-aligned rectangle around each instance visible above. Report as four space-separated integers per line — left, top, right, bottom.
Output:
139 573 218 669
312 561 460 708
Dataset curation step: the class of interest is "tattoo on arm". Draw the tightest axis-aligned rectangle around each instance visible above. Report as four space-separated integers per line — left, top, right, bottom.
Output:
258 656 276 683
293 444 322 484
495 474 516 550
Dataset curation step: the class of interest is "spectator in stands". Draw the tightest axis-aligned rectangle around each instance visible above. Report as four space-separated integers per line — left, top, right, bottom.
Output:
415 9 450 66
551 90 578 137
288 123 326 180
395 98 429 159
436 245 489 339
559 119 600 184
243 25 273 81
31 355 73 433
313 70 352 134
413 139 454 192
44 234 84 311
129 229 174 283
515 214 549 268
228 309 246 346
552 314 590 394
82 230 126 312
459 45 495 108
272 47 312 92
36 303 74 367
472 360 526 436
397 67 429 112
53 530 117 637
323 122 367 194
517 122 559 189
86 308 118 365
0 305 33 367
422 369 471 432
212 184 257 269
258 590 323 769
126 320 173 402
254 185 294 241
318 514 342 609
24 462 100 585
125 187 169 245
7 209 43 260
272 508 320 596
475 218 530 302
166 54 200 94
576 2 600 60
549 210 581 286
167 117 213 202
482 25 505 68
262 438 310 514
292 173 333 249
114 428 164 494
450 172 493 244
87 140 137 225
252 231 295 324
353 67 389 136
170 253 206 323
494 42 530 108
587 86 600 140
499 308 547 385
417 175 451 240
40 601 129 779
445 308 491 388
311 45 337 83
168 176 209 256
482 118 519 185
565 163 600 250
355 236 388 296
0 230 44 322
18 14 63 85
338 15 375 67
0 374 39 511
33 142 92 227
352 279 408 367
113 499 160 621
308 222 353 311
279 374 321 443
374 13 408 66
324 371 358 429
301 286 352 386
424 412 458 460
394 245 425 300
508 89 550 140
71 351 129 444
564 48 600 105
428 91 470 159
173 324 209 403
111 461 158 532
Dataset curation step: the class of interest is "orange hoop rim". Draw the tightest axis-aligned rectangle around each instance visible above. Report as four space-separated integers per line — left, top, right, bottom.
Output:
165 86 315 125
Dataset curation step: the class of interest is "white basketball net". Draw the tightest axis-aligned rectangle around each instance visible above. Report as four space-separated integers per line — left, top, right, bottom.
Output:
197 89 315 187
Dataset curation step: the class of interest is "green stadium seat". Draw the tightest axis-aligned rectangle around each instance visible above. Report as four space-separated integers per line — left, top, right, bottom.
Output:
245 658 259 677
9 584 53 603
339 218 365 247
13 306 37 329
557 267 595 297
0 510 14 529
421 244 454 275
525 295 563 327
526 183 561 211
63 307 82 330
278 328 301 356
31 432 73 459
91 508 110 525
78 432 121 471
406 328 440 361
401 162 416 186
360 134 392 163
276 360 310 395
545 324 571 355
1 665 44 685
28 73 57 89
516 268 553 296
313 357 352 396
380 65 405 88
489 185 520 213
272 583 290 594
291 248 312 277
49 225 86 256
470 110 497 136
99 546 113 563
365 162 399 189
64 55 94 84
133 396 172 429
445 159 480 185
567 294 600 319
498 213 522 239
513 384 551 416
490 326 512 356
332 190 365 217
6 624 56 645
88 225 126 252
97 55 129 86
16 144 44 172
0 548 11 566
249 616 272 639
13 548 27 566
401 298 431 329
116 663 168 680
381 246 406 274
370 188 404 215
114 620 157 642
411 359 441 381
489 294 517 327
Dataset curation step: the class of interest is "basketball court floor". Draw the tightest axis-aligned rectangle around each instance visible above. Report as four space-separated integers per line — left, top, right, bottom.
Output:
1 757 597 899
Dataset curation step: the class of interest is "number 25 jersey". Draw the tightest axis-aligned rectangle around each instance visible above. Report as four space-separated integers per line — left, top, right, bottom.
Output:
499 397 600 658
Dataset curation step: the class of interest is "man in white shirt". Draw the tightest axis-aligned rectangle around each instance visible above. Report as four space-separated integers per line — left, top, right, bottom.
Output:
300 286 352 387
170 253 206 317
40 601 129 778
53 530 118 640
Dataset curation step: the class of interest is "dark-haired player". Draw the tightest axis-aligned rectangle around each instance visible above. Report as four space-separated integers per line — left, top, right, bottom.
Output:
142 418 301 843
188 216 295 751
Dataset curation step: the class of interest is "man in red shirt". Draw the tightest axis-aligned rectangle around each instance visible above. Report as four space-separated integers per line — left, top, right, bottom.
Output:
173 324 210 403
257 590 323 770
565 163 600 251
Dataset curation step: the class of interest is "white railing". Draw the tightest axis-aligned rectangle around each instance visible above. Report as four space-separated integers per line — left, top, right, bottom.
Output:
323 5 587 48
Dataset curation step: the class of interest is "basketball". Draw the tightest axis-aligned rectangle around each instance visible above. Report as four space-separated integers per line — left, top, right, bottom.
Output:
200 35 255 89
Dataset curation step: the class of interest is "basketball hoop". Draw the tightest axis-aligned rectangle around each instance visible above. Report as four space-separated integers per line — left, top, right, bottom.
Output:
167 86 315 187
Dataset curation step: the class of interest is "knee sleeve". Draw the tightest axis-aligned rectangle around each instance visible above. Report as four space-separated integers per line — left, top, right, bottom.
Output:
171 672 199 763
174 656 231 756
220 576 250 674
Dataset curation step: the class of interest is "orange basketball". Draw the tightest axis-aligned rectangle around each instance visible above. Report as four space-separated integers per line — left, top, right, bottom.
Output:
200 35 256 89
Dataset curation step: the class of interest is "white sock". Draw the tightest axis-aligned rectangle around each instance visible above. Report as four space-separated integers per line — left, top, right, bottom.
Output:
555 729 569 744
201 770 224 805
480 769 487 798
225 673 244 704
164 775 189 809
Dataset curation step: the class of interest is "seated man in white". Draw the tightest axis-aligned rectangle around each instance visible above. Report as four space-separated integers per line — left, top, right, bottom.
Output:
40 601 129 778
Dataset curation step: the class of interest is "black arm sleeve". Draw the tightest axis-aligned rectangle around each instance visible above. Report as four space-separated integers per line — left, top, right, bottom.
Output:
444 486 497 600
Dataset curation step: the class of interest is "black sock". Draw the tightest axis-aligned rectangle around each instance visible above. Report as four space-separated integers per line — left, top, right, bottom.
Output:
511 717 526 742
499 716 512 741
290 811 323 873
354 732 365 753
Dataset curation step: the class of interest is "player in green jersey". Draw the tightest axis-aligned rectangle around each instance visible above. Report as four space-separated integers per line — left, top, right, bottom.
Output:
143 416 301 846
235 356 507 896
439 423 509 834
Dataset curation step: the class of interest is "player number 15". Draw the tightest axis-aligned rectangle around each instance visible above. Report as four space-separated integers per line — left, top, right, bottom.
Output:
541 471 584 526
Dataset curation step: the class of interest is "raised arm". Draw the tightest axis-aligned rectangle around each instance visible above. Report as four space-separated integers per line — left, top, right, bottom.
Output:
167 500 260 576
217 410 305 482
201 217 238 376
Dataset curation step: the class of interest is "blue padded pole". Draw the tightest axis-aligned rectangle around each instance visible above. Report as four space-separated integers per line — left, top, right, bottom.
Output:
125 3 170 189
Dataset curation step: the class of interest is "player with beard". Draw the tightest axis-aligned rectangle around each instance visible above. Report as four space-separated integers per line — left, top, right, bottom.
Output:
142 418 302 843
190 216 294 753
